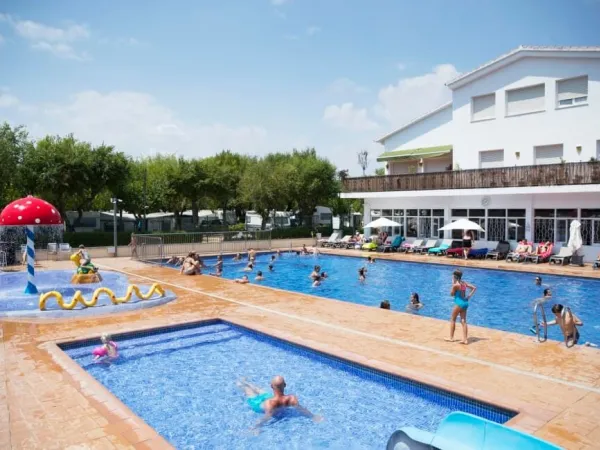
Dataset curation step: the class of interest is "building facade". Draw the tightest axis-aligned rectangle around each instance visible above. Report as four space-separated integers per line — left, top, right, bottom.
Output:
342 46 600 260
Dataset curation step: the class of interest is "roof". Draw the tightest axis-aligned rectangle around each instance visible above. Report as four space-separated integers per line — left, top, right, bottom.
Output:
374 102 452 144
446 45 600 90
377 145 452 162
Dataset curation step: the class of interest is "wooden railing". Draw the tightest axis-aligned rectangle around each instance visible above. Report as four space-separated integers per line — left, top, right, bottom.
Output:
342 162 600 193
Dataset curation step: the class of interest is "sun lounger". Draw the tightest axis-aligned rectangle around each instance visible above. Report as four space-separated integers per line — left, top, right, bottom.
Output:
548 247 572 265
485 241 510 260
506 242 532 263
400 239 423 253
320 231 341 247
428 239 453 256
525 244 554 264
445 247 464 258
379 235 404 252
386 411 561 450
332 235 352 248
468 248 488 259
414 239 438 254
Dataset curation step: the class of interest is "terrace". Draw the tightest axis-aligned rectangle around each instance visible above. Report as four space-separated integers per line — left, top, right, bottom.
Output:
342 161 600 193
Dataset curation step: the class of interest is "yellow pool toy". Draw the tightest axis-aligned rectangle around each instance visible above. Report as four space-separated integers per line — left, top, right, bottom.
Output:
70 253 102 283
39 283 166 310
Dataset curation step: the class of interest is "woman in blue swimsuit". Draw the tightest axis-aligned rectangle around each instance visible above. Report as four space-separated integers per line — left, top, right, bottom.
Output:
446 269 476 345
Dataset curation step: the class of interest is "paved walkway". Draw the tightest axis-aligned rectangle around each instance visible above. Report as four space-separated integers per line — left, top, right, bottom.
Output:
1 255 599 449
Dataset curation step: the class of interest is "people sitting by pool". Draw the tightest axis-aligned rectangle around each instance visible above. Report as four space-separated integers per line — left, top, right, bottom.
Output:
255 271 265 281
235 275 250 284
593 253 600 270
301 244 309 255
446 269 476 345
93 333 118 362
233 253 242 262
358 267 366 282
312 275 322 287
243 262 254 272
268 264 274 272
367 256 374 264
380 300 391 310
180 253 201 275
408 292 423 310
309 265 321 280
548 304 584 346
237 376 321 433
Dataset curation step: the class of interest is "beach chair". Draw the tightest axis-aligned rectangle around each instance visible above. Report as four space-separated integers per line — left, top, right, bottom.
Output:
445 246 464 258
320 232 341 248
506 242 532 263
332 235 352 248
525 243 554 264
399 239 423 253
58 243 72 260
468 248 488 259
549 247 572 265
414 239 438 254
386 411 561 450
427 239 453 256
485 241 510 260
379 235 404 252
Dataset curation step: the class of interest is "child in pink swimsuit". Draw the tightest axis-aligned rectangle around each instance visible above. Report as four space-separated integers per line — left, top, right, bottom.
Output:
93 334 118 361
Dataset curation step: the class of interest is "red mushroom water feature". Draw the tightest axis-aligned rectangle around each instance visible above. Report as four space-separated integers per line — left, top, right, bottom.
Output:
0 195 63 293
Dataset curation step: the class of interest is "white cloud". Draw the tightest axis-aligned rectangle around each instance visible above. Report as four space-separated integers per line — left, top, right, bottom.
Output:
3 90 270 158
322 102 379 131
0 92 19 108
306 26 320 36
0 14 90 60
329 78 368 95
373 64 459 125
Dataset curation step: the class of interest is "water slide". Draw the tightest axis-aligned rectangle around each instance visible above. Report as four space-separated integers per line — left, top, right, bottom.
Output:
386 412 563 450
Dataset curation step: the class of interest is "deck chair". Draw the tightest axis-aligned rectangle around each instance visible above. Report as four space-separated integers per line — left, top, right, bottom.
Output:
320 231 341 247
400 239 423 253
379 235 404 253
333 235 352 248
58 243 72 260
548 247 572 265
468 248 488 259
445 247 464 258
427 239 453 256
525 243 554 264
485 241 510 260
414 239 438 254
506 242 532 263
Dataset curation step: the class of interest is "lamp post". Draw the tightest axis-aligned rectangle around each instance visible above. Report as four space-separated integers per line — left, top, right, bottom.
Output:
111 198 122 256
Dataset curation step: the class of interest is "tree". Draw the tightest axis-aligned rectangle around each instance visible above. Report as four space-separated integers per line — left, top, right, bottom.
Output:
374 167 385 176
357 150 369 176
0 122 32 207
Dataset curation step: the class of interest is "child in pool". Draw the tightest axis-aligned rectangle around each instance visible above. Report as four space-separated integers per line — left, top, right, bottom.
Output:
408 292 423 310
93 334 118 361
312 275 322 287
358 267 366 282
380 300 391 310
255 271 265 281
235 275 250 284
243 262 254 272
233 253 242 261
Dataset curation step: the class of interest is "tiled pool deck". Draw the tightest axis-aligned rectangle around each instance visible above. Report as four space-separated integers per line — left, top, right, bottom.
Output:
1 251 600 449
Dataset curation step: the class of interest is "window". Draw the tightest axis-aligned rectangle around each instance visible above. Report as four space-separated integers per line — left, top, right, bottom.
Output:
581 209 600 246
534 209 555 242
556 209 577 243
487 209 507 241
406 209 418 238
479 150 504 169
506 83 545 116
535 144 563 165
319 213 332 221
556 75 588 108
507 209 526 241
432 209 444 239
472 93 496 121
392 209 404 236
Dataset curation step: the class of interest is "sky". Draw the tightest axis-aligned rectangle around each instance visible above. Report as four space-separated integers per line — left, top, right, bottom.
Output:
1 0 599 174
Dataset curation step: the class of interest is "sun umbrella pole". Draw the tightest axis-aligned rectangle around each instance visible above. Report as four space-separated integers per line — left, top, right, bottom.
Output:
24 225 37 294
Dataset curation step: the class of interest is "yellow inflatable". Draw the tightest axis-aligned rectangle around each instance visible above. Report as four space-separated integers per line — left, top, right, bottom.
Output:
70 253 102 283
39 283 166 311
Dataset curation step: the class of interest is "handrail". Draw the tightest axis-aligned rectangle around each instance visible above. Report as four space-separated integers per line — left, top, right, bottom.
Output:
342 161 600 193
532 302 548 343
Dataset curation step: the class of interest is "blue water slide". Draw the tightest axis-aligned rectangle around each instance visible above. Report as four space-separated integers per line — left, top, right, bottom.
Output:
386 412 563 450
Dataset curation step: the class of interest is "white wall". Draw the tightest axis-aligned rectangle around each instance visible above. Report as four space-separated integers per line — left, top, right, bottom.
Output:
452 57 600 169
382 105 454 153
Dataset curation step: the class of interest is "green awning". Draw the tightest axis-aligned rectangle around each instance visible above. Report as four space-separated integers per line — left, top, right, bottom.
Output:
376 145 452 162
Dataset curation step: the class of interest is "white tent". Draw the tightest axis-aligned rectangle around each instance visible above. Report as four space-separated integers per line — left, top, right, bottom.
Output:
364 217 402 228
439 218 485 232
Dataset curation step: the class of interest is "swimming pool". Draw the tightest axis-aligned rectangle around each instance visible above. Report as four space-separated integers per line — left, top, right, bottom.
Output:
61 321 515 449
0 270 176 317
164 253 600 345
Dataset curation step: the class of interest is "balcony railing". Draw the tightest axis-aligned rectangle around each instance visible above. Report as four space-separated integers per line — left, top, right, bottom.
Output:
342 162 600 193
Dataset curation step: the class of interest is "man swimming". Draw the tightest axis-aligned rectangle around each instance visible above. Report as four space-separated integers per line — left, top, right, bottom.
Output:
237 376 322 433
548 304 584 346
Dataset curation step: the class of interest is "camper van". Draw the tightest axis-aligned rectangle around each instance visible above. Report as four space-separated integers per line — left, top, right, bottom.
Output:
245 211 292 230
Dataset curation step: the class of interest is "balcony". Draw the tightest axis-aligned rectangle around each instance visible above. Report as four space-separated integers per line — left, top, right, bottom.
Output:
342 162 600 193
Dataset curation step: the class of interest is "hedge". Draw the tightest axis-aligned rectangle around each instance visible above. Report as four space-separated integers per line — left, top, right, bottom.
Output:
63 232 132 247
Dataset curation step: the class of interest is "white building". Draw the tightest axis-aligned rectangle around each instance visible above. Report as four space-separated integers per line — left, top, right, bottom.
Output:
342 46 600 260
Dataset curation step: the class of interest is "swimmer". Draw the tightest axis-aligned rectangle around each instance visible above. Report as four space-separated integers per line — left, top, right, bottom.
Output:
93 333 118 361
367 256 374 264
180 253 201 275
295 251 301 256
301 244 309 255
532 288 553 308
311 246 320 255
380 300 391 310
408 292 423 310
276 249 281 257
167 255 180 265
233 253 242 262
312 276 322 287
248 248 256 261
547 304 586 346
358 267 366 282
270 255 276 264
268 264 274 272
320 271 328 279
309 265 321 280
255 271 265 281
235 275 250 284
237 376 322 434
535 276 542 286
212 255 223 277
446 269 476 345
243 262 254 272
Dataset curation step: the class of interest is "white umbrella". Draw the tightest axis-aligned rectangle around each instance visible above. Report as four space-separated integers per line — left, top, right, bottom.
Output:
439 218 485 232
568 220 582 253
364 217 402 228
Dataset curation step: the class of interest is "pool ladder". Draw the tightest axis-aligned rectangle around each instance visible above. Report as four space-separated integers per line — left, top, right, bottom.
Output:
532 302 548 343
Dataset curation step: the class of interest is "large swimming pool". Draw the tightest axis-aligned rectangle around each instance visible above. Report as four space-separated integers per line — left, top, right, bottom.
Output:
62 321 515 449
165 252 600 345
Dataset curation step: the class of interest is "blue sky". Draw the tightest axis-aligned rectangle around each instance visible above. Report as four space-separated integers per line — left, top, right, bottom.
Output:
1 0 599 174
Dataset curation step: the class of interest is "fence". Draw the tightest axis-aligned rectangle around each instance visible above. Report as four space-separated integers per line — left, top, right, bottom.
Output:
133 231 272 264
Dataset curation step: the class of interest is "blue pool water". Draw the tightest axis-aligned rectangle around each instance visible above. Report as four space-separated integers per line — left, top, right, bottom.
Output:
62 321 514 449
165 253 600 345
0 270 176 317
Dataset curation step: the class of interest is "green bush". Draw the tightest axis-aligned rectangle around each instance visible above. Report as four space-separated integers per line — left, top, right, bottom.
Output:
63 232 132 247
228 223 246 232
